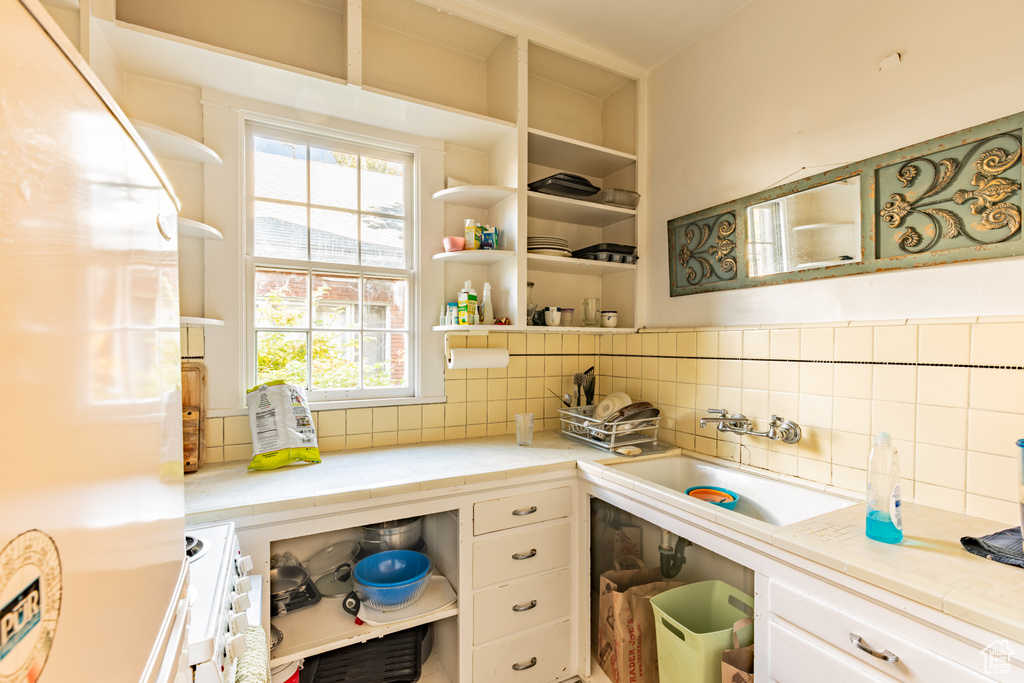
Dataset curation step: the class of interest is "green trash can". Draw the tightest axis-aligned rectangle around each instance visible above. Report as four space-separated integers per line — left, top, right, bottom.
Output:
650 580 754 683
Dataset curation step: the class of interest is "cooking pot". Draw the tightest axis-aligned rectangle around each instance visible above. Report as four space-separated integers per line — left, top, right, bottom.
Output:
359 516 422 554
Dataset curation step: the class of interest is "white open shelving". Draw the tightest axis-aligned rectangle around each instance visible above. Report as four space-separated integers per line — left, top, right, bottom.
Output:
431 185 515 209
527 128 636 178
179 316 224 327
177 218 223 240
431 249 515 266
526 191 635 228
129 118 222 165
526 254 635 277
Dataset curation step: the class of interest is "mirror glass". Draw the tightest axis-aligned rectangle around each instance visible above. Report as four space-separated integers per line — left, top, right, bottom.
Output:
745 176 861 277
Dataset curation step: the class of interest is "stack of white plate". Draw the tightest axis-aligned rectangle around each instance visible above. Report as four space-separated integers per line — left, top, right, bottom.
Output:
527 236 571 258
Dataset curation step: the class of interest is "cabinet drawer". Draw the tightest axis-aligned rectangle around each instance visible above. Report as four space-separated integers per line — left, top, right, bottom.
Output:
770 580 989 682
473 620 572 683
768 621 893 683
473 523 571 589
474 568 572 645
474 487 572 535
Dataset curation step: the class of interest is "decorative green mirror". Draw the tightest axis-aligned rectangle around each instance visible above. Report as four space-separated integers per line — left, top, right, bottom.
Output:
667 111 1023 297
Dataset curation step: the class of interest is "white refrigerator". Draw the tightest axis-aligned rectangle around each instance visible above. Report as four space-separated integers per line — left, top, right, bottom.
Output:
0 1 188 681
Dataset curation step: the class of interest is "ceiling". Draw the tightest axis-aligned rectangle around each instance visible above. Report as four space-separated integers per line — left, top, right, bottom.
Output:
459 0 752 69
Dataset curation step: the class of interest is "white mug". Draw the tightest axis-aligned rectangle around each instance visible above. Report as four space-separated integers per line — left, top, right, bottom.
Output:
544 307 561 326
600 310 618 328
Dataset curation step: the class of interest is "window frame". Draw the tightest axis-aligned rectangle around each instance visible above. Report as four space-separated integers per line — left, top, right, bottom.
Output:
244 123 418 402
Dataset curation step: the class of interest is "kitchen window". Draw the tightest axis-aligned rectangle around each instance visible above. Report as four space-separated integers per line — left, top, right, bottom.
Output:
247 125 415 401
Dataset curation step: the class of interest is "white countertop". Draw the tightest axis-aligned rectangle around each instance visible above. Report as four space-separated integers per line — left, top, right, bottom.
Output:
184 430 665 522
185 432 1024 645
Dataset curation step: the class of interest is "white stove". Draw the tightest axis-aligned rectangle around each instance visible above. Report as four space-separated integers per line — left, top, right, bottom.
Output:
186 522 259 683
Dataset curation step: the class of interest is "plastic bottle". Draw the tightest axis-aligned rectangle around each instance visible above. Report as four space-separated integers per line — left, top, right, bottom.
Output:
457 281 477 325
866 432 903 543
480 282 495 325
464 219 478 250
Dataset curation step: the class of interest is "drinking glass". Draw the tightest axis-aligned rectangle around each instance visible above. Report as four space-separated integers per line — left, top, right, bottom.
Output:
582 298 601 327
515 413 535 446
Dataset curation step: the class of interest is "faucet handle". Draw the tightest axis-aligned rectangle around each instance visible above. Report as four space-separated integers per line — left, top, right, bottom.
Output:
707 408 727 415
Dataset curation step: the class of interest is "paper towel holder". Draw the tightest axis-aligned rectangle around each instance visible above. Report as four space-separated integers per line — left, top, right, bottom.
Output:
443 329 489 365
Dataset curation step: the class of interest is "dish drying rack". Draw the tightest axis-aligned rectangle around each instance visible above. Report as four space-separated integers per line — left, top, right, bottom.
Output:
558 405 660 452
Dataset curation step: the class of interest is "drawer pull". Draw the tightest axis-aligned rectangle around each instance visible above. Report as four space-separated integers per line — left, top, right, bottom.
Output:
512 506 538 516
512 657 538 671
512 600 538 612
512 549 537 561
850 633 899 663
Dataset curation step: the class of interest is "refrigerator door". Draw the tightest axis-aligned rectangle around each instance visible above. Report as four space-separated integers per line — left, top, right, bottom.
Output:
0 1 186 681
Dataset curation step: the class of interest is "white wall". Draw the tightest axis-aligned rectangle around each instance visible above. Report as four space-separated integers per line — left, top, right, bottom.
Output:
644 0 1024 328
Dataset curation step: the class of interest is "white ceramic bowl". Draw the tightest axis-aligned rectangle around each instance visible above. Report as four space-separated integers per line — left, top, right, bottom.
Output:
594 392 631 421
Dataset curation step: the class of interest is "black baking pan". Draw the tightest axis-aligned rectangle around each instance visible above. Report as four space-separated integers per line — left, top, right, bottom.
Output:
571 243 637 258
528 172 600 198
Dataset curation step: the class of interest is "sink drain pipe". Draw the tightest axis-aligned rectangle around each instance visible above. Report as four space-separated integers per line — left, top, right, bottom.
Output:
659 529 691 578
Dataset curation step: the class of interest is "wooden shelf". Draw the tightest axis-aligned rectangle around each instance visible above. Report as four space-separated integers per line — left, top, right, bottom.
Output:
268 574 457 666
527 192 634 228
526 254 635 277
179 317 224 327
99 20 515 152
527 129 636 177
129 119 223 165
432 324 515 333
432 185 515 209
432 249 515 266
177 218 223 240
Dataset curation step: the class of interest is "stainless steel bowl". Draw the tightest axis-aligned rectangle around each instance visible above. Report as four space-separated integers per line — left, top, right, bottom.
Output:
359 516 423 554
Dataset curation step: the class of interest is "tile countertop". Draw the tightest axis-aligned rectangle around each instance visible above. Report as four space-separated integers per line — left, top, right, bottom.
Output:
185 432 1024 644
774 502 1024 643
184 430 668 522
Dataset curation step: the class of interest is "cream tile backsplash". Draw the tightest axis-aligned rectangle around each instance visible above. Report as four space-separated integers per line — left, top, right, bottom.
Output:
200 318 1024 526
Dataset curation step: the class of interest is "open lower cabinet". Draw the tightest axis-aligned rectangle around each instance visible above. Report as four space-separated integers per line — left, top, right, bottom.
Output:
588 498 755 683
266 510 461 681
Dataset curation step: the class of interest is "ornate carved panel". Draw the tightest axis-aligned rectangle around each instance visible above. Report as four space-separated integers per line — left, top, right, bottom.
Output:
876 131 1022 258
667 110 1024 298
668 211 737 294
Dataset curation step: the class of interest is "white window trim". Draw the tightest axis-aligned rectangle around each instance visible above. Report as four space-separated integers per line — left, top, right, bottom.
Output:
245 123 416 402
199 91 447 411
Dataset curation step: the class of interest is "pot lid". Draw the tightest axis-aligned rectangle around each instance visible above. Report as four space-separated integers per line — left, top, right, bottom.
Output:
306 541 360 578
314 563 354 598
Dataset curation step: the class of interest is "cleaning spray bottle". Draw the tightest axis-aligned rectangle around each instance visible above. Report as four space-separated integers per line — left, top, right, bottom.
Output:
480 282 495 325
866 432 903 543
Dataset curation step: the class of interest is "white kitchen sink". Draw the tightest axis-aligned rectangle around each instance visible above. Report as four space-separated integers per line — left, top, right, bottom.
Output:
606 456 856 526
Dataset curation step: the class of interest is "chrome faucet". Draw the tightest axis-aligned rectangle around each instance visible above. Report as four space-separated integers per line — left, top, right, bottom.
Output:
700 409 802 444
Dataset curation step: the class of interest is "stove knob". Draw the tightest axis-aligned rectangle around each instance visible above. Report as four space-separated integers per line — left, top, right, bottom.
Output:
231 592 251 612
234 576 252 594
225 633 248 660
230 611 249 633
236 555 254 574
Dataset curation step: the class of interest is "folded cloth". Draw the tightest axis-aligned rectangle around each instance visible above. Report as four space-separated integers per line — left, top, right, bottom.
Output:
960 527 1024 568
235 625 271 683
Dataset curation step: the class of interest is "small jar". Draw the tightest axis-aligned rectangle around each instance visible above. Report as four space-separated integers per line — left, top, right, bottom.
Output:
600 310 618 328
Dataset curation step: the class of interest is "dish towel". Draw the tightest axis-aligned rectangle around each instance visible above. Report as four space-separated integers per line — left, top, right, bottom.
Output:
235 625 271 683
960 526 1024 568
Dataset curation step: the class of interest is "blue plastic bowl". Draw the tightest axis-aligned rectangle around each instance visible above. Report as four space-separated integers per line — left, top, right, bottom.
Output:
353 550 432 611
684 485 740 510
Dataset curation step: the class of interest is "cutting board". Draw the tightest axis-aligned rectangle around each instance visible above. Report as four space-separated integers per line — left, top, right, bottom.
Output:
181 361 207 472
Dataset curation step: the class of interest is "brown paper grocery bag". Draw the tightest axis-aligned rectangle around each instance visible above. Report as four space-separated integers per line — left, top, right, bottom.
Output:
597 567 685 683
721 617 754 683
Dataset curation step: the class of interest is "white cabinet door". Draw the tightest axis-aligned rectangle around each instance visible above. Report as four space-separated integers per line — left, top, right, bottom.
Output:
473 569 572 645
474 487 572 536
472 523 571 589
769 580 992 682
769 621 896 683
473 620 572 683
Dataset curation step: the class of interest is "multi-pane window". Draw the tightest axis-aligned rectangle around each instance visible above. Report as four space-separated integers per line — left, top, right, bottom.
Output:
248 126 414 400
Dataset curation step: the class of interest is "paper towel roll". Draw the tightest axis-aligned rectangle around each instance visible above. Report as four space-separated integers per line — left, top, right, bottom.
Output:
446 347 509 370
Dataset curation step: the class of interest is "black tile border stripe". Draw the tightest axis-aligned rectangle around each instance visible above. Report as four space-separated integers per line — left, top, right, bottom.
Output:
504 353 1024 371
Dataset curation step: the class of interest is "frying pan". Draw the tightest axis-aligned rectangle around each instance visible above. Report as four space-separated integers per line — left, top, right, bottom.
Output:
604 401 660 424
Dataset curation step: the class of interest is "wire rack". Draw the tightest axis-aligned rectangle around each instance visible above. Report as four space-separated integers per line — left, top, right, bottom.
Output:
558 405 660 452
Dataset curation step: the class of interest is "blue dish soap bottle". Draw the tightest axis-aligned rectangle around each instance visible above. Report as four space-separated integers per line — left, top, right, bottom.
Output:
866 432 903 543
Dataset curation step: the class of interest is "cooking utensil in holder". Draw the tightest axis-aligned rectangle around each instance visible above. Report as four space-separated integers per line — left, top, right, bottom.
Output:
558 405 660 452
